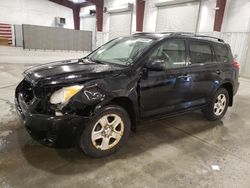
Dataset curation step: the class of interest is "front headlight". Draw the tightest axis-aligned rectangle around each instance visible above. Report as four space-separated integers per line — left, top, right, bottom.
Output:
50 85 83 104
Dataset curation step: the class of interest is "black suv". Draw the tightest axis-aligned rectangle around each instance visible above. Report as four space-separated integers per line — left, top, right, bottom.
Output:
15 32 240 157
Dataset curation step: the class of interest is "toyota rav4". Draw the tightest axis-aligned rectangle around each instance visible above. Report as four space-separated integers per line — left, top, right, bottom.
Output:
15 32 240 157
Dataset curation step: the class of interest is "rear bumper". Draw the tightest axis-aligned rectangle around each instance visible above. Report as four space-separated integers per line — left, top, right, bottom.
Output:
15 94 87 147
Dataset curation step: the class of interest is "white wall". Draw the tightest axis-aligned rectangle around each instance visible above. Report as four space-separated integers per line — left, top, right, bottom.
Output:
0 0 74 29
143 0 157 32
80 5 96 30
98 0 250 33
80 5 96 49
222 0 250 32
1 0 248 33
242 35 250 78
80 5 96 18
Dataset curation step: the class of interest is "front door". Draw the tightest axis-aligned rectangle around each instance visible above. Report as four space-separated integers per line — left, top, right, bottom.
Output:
139 39 193 117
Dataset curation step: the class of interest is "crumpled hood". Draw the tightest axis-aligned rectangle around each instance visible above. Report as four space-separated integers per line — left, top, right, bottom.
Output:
23 59 124 86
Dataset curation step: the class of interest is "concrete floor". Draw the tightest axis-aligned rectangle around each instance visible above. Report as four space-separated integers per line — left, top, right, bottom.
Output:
1 55 250 187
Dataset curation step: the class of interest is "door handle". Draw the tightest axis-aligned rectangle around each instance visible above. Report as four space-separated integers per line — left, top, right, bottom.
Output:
178 74 190 79
216 70 222 74
178 74 191 81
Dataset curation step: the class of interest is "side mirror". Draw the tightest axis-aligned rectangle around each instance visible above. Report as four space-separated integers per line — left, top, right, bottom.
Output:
146 59 166 71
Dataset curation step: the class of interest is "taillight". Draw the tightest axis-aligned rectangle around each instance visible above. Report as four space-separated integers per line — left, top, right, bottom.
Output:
232 61 240 69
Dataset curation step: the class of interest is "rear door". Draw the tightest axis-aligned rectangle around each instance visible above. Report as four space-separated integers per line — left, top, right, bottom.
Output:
212 42 239 92
187 40 222 105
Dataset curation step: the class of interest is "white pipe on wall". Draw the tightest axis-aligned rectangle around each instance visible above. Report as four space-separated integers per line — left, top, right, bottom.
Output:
195 0 202 33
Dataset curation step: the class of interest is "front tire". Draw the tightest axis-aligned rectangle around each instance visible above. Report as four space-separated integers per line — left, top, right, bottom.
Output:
203 88 229 121
79 105 131 157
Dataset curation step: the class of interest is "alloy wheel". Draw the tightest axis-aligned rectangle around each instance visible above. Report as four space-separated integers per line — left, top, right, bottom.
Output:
91 114 124 150
214 94 227 116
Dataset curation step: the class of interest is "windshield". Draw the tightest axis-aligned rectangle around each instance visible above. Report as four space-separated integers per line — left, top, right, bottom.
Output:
88 37 154 66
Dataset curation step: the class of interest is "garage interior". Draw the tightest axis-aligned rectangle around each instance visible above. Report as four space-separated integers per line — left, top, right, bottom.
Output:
1 0 250 187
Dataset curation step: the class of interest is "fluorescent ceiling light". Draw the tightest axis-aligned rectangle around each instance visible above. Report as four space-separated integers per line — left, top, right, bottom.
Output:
69 0 86 3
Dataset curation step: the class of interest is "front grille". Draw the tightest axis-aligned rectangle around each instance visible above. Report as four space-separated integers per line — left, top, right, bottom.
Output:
17 79 54 115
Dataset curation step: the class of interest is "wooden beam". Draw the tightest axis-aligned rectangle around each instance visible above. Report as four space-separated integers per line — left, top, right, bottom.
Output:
86 0 97 5
78 1 93 8
136 0 145 32
95 0 104 32
214 0 227 31
73 6 80 30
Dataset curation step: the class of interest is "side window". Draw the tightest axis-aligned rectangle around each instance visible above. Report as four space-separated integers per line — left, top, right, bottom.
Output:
212 43 231 63
189 41 212 64
148 40 186 69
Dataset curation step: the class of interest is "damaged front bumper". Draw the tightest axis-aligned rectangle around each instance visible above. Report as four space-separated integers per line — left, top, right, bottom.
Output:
15 91 88 147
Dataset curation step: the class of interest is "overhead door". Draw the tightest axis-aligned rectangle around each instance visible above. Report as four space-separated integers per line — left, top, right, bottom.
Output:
109 11 132 40
156 2 199 32
81 15 96 50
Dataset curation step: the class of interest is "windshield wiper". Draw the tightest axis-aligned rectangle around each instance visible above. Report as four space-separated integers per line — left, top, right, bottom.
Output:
92 59 105 65
86 57 105 65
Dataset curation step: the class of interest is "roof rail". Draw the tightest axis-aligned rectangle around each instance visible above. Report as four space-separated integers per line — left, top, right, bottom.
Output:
194 34 224 42
132 32 155 35
132 32 224 42
169 32 193 35
169 32 224 42
133 32 174 36
160 32 175 34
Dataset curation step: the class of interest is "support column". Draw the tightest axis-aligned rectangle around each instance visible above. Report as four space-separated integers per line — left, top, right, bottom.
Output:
136 0 145 32
214 0 227 32
73 6 80 30
95 0 104 32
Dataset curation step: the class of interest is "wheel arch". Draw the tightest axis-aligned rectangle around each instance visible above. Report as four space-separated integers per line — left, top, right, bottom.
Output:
220 82 233 106
108 97 137 132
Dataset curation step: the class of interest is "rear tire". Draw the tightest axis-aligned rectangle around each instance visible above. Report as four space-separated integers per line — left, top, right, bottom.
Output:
203 88 229 121
79 105 131 158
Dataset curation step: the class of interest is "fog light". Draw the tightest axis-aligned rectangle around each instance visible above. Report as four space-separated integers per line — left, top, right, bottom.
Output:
55 111 63 116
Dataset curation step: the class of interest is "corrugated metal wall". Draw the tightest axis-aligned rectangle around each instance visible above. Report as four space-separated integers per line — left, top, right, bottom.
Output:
199 32 250 76
22 24 92 51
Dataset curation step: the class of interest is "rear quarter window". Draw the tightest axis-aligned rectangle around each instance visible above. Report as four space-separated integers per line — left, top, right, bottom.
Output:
189 41 212 64
212 43 233 63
